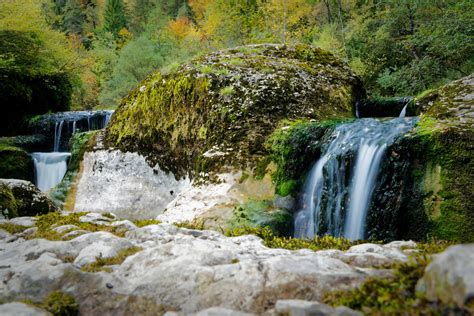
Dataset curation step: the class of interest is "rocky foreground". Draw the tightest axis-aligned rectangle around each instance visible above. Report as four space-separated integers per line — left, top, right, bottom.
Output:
0 212 472 315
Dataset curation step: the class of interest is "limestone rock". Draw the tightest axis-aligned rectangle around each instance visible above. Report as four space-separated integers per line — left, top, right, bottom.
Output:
0 302 49 316
273 299 361 316
74 150 191 219
0 220 411 315
417 244 474 308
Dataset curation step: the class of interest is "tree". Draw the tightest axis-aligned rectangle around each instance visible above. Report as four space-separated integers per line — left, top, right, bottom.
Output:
103 0 127 37
64 0 85 35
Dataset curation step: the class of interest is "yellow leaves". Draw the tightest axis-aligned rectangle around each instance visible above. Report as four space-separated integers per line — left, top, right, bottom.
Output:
168 17 198 42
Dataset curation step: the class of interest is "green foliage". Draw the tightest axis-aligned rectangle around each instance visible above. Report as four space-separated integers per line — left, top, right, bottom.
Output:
99 33 170 107
41 290 78 316
81 246 143 272
103 0 127 37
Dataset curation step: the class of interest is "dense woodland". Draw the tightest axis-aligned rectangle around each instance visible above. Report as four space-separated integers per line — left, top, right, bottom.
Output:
1 0 473 118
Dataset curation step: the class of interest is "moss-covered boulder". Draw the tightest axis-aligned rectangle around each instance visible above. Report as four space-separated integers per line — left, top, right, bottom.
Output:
0 135 48 182
403 75 473 242
0 179 58 218
105 44 364 179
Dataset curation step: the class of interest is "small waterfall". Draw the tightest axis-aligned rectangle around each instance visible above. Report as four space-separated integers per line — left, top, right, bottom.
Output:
32 153 71 191
31 110 114 191
53 120 64 152
294 118 418 240
399 104 408 118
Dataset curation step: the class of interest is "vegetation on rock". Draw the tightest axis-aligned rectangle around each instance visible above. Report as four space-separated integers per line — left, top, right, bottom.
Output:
323 241 466 315
81 246 143 273
0 140 34 182
105 44 363 179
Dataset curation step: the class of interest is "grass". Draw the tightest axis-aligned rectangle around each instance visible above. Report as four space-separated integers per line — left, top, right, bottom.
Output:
81 246 143 273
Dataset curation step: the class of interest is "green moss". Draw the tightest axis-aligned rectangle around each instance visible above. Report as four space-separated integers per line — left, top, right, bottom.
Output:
105 44 362 180
225 226 359 251
323 240 460 314
32 212 127 240
267 119 352 197
229 200 292 236
132 219 161 227
409 123 474 242
0 141 33 181
0 183 18 218
0 223 28 234
81 246 143 273
219 85 234 96
41 291 78 316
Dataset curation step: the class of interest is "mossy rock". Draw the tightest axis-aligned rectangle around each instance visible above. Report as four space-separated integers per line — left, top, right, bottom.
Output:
0 179 58 218
105 44 364 179
403 75 474 242
0 141 33 182
0 183 18 218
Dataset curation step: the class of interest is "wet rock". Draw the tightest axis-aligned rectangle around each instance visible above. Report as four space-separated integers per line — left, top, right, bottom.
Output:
417 244 474 308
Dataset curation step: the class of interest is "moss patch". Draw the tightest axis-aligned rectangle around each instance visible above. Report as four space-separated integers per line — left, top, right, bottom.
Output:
32 212 127 240
229 200 292 236
0 222 28 234
0 183 18 218
225 226 359 251
81 246 143 273
323 241 462 315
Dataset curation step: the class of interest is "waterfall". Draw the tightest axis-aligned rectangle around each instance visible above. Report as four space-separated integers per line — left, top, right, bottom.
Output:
294 118 418 240
53 120 64 152
399 104 408 118
32 110 114 191
32 153 71 191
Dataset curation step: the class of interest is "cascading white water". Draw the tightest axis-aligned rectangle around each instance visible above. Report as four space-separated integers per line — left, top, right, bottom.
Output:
32 110 115 191
399 104 408 118
294 117 418 240
32 152 71 191
53 120 64 152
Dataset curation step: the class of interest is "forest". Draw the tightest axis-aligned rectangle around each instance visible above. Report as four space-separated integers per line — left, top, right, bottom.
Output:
1 0 472 123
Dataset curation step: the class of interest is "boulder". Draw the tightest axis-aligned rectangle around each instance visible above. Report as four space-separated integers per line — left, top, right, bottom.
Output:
105 44 363 178
0 179 57 218
417 244 474 308
71 45 363 224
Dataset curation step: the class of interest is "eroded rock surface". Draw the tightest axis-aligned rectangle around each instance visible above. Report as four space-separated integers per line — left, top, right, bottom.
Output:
0 212 415 315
